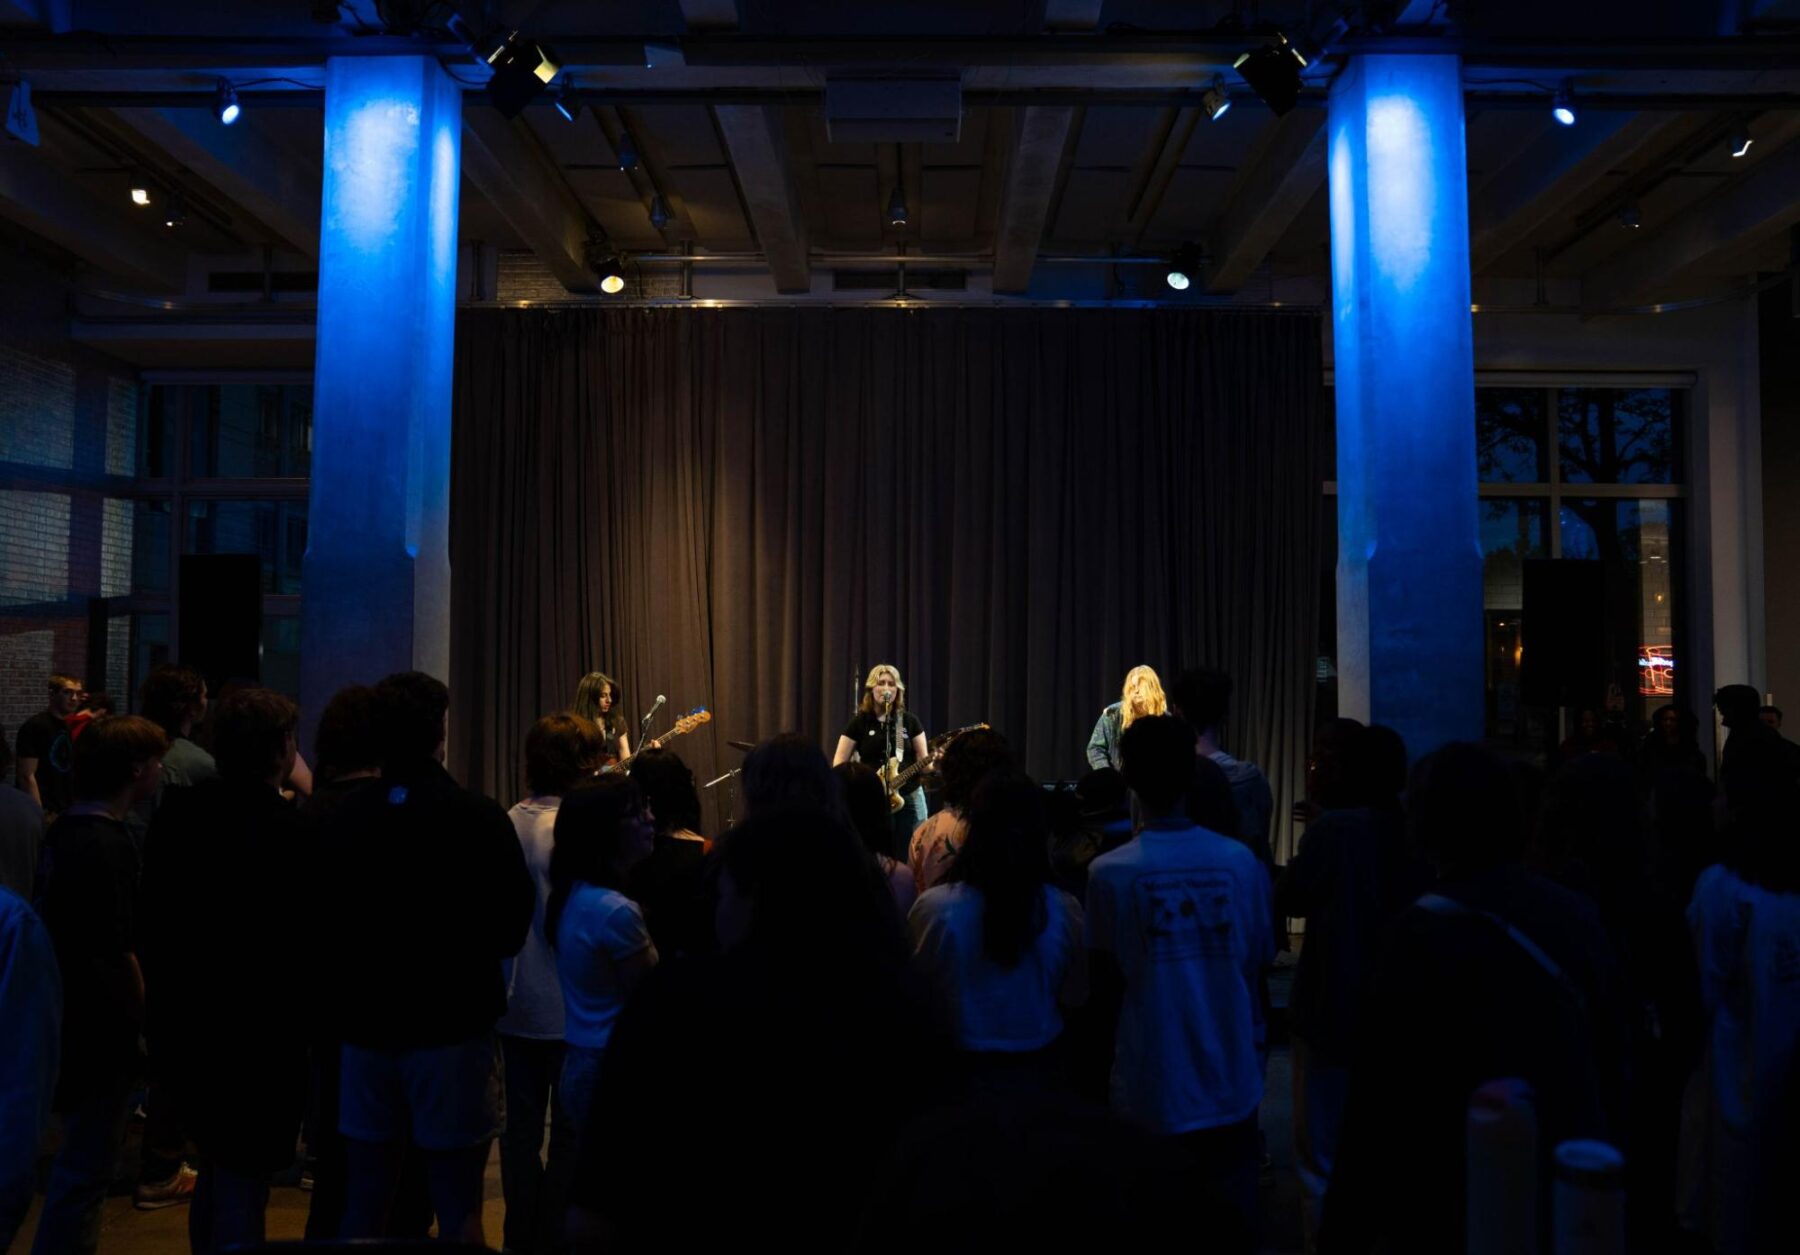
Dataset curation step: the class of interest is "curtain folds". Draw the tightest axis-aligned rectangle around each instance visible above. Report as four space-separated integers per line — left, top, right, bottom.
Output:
450 306 1325 856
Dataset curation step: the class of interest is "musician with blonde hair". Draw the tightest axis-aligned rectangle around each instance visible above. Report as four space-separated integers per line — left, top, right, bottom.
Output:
832 664 930 858
1085 665 1167 771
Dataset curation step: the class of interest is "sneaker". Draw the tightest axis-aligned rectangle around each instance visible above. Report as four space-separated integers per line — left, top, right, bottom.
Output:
134 1164 197 1210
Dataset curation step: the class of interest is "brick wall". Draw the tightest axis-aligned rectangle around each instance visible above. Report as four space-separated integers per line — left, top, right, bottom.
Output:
0 240 141 742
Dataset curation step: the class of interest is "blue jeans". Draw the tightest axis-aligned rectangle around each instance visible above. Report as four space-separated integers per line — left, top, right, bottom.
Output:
498 1035 573 1255
188 1158 270 1255
889 788 927 862
31 1075 133 1255
559 1044 607 1140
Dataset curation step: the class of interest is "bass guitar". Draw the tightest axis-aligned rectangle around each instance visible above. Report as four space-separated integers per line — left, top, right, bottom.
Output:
882 722 989 813
598 707 712 774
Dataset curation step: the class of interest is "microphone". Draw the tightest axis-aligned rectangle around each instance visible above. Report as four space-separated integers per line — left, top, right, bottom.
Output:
640 694 666 724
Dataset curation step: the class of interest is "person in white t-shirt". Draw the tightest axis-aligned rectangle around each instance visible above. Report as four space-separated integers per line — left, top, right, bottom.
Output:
909 770 1086 1074
548 776 659 1139
1683 797 1800 1255
1084 715 1273 1255
498 711 604 1255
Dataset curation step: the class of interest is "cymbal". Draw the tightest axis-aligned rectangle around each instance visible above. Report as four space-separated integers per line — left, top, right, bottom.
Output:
727 739 758 753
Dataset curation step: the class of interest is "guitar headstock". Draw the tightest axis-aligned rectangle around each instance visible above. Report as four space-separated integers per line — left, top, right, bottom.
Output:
668 707 711 737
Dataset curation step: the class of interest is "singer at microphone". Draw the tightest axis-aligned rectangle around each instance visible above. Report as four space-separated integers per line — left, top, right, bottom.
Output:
830 664 930 860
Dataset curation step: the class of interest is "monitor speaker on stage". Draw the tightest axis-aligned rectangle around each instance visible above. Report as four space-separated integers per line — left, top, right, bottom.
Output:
178 554 262 693
1520 558 1605 709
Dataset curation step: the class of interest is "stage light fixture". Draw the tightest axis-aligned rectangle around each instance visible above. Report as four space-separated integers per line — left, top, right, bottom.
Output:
131 184 151 207
1233 36 1305 117
213 78 241 126
616 129 639 171
1730 125 1753 158
1166 245 1202 292
649 194 672 231
484 29 560 119
887 181 909 228
163 193 186 229
1618 202 1641 229
553 80 582 123
597 255 627 294
1552 79 1577 126
1201 74 1232 122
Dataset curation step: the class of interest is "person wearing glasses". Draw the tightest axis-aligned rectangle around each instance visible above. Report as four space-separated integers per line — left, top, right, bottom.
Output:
16 673 84 821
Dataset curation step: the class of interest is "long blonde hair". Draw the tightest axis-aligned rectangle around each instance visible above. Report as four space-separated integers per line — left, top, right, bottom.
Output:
1119 665 1166 730
857 664 908 716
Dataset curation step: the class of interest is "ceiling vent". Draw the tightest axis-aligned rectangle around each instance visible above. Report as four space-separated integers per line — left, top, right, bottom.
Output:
825 77 962 143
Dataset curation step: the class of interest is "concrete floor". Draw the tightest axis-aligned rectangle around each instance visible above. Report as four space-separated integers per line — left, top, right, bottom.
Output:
9 950 1306 1255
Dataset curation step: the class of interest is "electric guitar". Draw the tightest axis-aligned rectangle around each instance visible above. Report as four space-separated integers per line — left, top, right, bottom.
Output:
882 722 989 813
598 707 712 774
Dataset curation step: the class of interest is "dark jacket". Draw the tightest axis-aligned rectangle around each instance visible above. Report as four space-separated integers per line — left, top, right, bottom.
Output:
1320 865 1624 1255
1274 805 1430 1060
321 759 534 1050
139 776 309 1171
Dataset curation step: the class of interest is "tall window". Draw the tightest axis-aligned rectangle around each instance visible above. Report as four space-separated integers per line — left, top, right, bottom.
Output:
126 377 311 702
1317 379 1688 753
1479 383 1685 748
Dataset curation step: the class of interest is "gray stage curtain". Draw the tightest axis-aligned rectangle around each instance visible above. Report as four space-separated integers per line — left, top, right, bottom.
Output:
449 306 1325 857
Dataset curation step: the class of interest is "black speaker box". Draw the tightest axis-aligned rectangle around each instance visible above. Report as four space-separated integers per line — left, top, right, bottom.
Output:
1521 558 1606 709
178 553 262 693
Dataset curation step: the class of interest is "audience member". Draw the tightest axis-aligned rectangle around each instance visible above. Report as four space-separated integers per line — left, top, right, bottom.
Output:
0 739 45 899
1321 743 1622 1255
1084 715 1273 1255
138 687 308 1254
62 692 114 743
30 715 167 1255
1682 764 1800 1254
908 727 1014 893
549 775 658 1139
1046 768 1133 899
1274 723 1429 1252
1759 703 1783 732
16 672 84 820
325 672 533 1246
1558 707 1625 765
297 682 406 1242
909 771 1086 1084
1638 703 1708 785
565 805 947 1252
0 883 61 1251
1296 717 1366 825
128 662 220 1207
1169 667 1274 867
1533 753 1702 1250
495 712 601 1255
856 1090 1190 1252
738 732 844 820
139 664 217 801
627 747 714 959
1715 684 1800 822
837 760 918 919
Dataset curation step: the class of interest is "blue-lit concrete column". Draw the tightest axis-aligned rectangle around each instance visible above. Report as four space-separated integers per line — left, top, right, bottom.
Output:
1328 54 1483 757
301 56 461 741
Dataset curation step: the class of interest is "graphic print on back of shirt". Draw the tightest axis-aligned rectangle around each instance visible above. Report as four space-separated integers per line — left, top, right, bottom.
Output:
1134 871 1237 962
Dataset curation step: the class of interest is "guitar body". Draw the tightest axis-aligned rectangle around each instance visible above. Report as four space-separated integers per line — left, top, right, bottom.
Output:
881 723 989 814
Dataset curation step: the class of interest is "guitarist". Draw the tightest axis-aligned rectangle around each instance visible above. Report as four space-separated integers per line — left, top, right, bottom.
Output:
831 664 929 860
573 671 631 764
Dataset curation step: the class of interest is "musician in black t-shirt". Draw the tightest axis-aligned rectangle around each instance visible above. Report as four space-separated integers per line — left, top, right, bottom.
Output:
833 664 929 859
